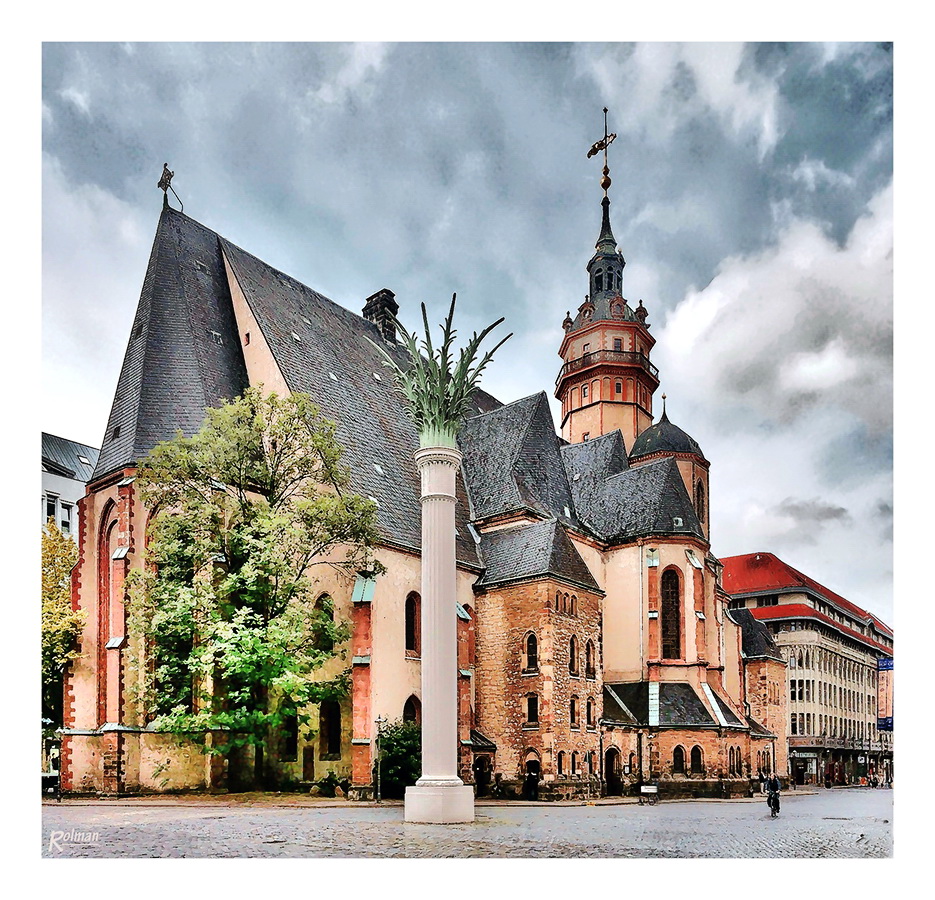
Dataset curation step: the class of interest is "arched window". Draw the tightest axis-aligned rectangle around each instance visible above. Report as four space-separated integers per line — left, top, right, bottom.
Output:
402 694 421 724
569 636 579 675
570 695 580 728
695 481 705 524
557 751 565 775
315 593 335 653
555 591 561 611
586 697 595 728
585 640 596 678
588 751 595 775
728 746 735 775
570 595 578 616
319 700 342 759
526 694 539 725
571 751 579 775
563 593 570 613
673 745 686 774
661 568 682 659
615 380 622 395
523 632 539 673
690 745 704 775
405 591 421 657
595 271 603 292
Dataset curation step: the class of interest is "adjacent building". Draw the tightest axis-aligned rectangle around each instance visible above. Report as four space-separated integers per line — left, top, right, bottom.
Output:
722 552 893 786
61 164 787 799
42 433 99 540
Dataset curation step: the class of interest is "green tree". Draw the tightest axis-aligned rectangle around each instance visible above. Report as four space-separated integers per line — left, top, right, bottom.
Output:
377 719 422 799
42 520 84 724
127 387 383 785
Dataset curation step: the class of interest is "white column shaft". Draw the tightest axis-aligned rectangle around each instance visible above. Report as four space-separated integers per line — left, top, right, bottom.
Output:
416 447 461 783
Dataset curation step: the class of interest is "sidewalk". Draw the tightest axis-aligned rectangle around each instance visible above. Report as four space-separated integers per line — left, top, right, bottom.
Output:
44 789 820 809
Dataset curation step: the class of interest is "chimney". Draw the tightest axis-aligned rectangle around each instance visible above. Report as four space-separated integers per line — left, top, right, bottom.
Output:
362 288 399 343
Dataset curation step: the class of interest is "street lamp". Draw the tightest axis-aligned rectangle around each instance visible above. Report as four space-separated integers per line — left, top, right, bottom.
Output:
374 715 387 802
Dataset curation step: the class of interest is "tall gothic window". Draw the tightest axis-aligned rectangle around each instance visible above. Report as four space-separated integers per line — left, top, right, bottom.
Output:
569 635 579 675
661 568 682 659
695 481 705 524
405 591 421 657
585 640 596 678
523 633 539 673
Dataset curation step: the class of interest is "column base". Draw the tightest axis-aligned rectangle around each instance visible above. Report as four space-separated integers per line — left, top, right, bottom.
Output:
404 783 475 823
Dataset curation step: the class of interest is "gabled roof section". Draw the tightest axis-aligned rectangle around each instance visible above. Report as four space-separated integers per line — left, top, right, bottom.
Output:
460 392 575 524
727 608 784 662
474 519 600 591
92 208 249 481
219 236 499 568
568 455 704 544
562 430 628 518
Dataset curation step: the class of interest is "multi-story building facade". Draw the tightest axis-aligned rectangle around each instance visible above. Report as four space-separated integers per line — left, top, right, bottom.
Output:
722 552 893 786
42 433 99 540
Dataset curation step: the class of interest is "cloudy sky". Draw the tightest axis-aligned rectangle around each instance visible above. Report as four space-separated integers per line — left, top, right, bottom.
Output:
40 41 894 623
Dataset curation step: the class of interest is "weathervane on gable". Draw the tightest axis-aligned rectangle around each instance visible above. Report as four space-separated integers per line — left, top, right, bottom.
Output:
157 163 184 212
587 107 616 197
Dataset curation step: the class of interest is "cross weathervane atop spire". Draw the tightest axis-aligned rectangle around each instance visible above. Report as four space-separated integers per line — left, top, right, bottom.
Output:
586 107 617 197
157 163 183 212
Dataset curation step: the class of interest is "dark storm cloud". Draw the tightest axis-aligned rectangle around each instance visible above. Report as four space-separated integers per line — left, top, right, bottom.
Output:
773 497 851 528
41 41 893 621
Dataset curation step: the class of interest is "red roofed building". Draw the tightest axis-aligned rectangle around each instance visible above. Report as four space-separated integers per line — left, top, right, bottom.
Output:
721 552 893 787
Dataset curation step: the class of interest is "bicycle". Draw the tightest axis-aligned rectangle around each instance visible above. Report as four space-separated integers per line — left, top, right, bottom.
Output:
767 790 780 817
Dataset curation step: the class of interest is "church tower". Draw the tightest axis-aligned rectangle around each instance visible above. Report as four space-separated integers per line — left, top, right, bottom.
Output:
556 110 659 449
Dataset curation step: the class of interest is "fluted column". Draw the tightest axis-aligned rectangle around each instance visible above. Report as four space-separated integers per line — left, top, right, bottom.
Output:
404 446 475 823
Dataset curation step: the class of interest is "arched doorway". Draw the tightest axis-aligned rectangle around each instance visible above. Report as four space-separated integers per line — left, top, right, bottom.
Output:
604 747 623 796
523 750 541 800
473 755 492 797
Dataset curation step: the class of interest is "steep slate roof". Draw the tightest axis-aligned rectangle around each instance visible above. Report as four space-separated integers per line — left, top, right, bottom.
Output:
42 433 100 482
629 409 705 462
727 608 784 662
219 236 500 568
459 393 576 525
566 453 704 544
92 208 249 481
474 519 600 591
608 682 720 727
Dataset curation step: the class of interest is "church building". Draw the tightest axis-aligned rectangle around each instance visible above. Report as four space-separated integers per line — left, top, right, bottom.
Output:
61 153 786 799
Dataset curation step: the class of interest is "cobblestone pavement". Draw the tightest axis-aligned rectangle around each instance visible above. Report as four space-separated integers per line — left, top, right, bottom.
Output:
42 788 892 858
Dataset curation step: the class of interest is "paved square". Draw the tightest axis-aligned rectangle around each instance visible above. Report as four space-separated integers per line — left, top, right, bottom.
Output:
42 788 892 858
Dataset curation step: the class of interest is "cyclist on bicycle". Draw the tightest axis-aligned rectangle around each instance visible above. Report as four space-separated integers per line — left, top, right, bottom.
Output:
765 773 781 816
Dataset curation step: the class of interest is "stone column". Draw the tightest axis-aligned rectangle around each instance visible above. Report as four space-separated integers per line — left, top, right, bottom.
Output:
404 446 475 823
